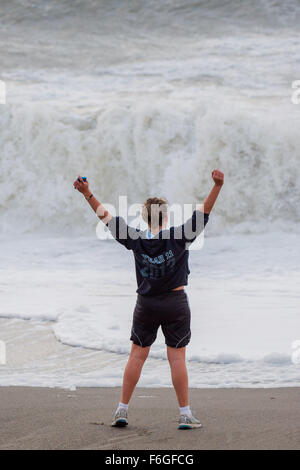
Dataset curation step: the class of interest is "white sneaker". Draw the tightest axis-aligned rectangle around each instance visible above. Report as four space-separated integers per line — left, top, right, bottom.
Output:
178 414 202 430
111 408 128 427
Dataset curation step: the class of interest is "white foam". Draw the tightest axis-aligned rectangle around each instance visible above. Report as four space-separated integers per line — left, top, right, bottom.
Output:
0 232 299 388
0 98 300 236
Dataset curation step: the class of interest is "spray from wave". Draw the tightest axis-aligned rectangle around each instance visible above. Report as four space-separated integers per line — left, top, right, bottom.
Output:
0 98 299 234
0 0 299 234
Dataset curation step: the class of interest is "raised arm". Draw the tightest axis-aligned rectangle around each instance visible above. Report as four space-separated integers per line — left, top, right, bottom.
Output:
73 176 112 224
202 169 224 213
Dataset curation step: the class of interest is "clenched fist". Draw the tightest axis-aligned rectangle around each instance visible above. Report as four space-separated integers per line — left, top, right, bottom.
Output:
73 175 90 196
212 169 224 187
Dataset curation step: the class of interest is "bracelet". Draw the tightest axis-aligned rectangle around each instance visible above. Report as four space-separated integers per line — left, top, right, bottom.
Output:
85 193 93 200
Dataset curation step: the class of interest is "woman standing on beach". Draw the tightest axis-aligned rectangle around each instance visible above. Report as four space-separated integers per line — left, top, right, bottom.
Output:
74 169 224 429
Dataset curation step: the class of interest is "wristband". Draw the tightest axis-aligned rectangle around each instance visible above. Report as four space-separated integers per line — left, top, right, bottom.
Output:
85 193 93 200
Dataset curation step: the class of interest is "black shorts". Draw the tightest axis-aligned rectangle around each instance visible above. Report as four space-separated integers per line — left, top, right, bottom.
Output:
130 290 191 348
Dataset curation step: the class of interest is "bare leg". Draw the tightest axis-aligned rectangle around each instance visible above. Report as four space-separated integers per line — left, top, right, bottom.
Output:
121 343 150 404
167 346 189 407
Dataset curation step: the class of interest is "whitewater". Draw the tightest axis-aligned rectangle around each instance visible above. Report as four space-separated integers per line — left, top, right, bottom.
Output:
0 0 300 388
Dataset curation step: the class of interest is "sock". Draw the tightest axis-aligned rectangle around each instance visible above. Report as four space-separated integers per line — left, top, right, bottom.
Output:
179 405 192 417
118 402 128 411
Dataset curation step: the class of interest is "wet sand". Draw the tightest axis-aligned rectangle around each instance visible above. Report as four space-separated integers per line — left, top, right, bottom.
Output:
0 386 299 450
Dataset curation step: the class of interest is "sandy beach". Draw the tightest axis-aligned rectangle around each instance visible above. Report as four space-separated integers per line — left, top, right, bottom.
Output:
0 386 299 450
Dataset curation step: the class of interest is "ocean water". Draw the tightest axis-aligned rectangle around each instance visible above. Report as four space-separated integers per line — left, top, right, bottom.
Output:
0 0 300 388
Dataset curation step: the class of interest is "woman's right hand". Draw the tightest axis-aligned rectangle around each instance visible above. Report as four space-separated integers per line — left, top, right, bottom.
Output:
73 176 90 196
